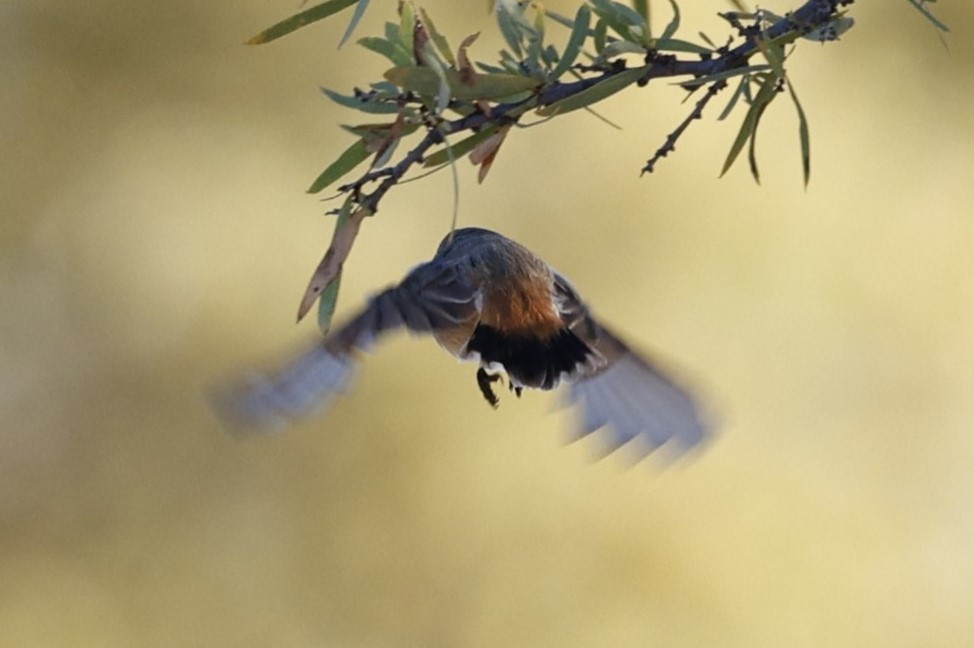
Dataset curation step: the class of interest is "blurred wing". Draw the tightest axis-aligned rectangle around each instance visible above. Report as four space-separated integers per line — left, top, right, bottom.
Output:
328 258 479 353
553 273 709 456
212 259 479 433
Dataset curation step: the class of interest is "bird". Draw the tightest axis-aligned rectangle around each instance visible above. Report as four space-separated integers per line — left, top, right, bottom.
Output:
212 227 709 457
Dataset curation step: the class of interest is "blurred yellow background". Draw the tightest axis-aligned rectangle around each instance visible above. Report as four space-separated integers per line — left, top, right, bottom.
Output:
3 1 974 646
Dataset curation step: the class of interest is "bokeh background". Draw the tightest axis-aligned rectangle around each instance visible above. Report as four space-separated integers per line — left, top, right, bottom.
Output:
3 1 974 646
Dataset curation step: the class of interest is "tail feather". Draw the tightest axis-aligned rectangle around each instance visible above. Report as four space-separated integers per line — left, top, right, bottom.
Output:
466 325 599 390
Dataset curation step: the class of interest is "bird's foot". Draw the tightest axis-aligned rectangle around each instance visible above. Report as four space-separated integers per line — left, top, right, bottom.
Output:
477 367 501 408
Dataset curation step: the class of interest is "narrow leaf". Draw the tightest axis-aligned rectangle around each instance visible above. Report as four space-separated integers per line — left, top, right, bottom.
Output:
681 63 770 89
307 139 370 193
337 0 371 48
787 79 811 187
537 65 649 116
297 205 369 324
720 73 777 178
905 0 949 33
496 2 524 57
660 0 681 41
424 126 501 167
469 125 511 183
419 8 456 66
357 36 413 66
399 1 416 59
317 267 343 333
551 5 591 79
320 87 402 114
247 0 358 45
316 199 354 331
747 98 770 184
653 38 713 55
633 0 650 29
718 73 748 121
384 66 539 101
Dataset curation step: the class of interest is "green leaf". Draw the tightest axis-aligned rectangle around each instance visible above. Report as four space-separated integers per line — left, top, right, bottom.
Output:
384 67 539 101
537 65 648 116
756 35 786 77
308 138 370 193
596 40 646 62
337 0 371 48
654 38 713 55
660 0 681 41
718 73 748 121
593 19 608 53
551 5 591 79
247 0 359 45
423 126 501 167
747 98 770 184
419 8 456 67
317 264 342 332
320 87 402 114
399 1 416 58
317 199 354 333
787 79 811 187
720 73 778 178
496 2 524 57
680 63 770 89
589 0 647 42
633 0 650 31
357 36 413 66
905 0 949 33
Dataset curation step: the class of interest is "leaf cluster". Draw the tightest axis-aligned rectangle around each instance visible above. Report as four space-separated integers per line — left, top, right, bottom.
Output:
243 0 944 330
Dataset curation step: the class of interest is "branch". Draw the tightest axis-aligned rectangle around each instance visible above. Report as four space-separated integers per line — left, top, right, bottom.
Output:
293 0 855 327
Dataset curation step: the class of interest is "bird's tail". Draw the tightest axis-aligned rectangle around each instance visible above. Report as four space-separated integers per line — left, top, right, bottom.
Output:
466 324 600 390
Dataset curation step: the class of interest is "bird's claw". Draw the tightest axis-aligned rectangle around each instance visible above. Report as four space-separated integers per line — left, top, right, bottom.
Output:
477 367 501 408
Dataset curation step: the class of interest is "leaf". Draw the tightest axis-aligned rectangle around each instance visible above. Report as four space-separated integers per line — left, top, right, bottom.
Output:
307 138 370 194
357 36 413 66
423 126 501 167
457 32 481 84
247 0 359 45
297 203 369 324
317 267 343 333
719 73 778 178
419 8 456 66
680 63 770 89
496 1 524 57
905 0 949 33
551 5 591 79
320 87 402 114
337 0 371 48
589 0 646 43
787 79 811 187
399 1 416 60
654 38 714 55
660 0 681 41
384 66 539 101
537 65 648 116
747 98 770 184
718 73 748 121
633 0 650 31
469 125 511 183
755 35 786 78
596 40 646 63
593 19 607 53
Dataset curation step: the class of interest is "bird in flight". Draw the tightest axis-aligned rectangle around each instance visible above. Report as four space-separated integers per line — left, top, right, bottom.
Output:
213 228 709 457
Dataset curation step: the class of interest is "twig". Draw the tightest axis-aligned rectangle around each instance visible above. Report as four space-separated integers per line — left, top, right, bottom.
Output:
642 80 728 175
